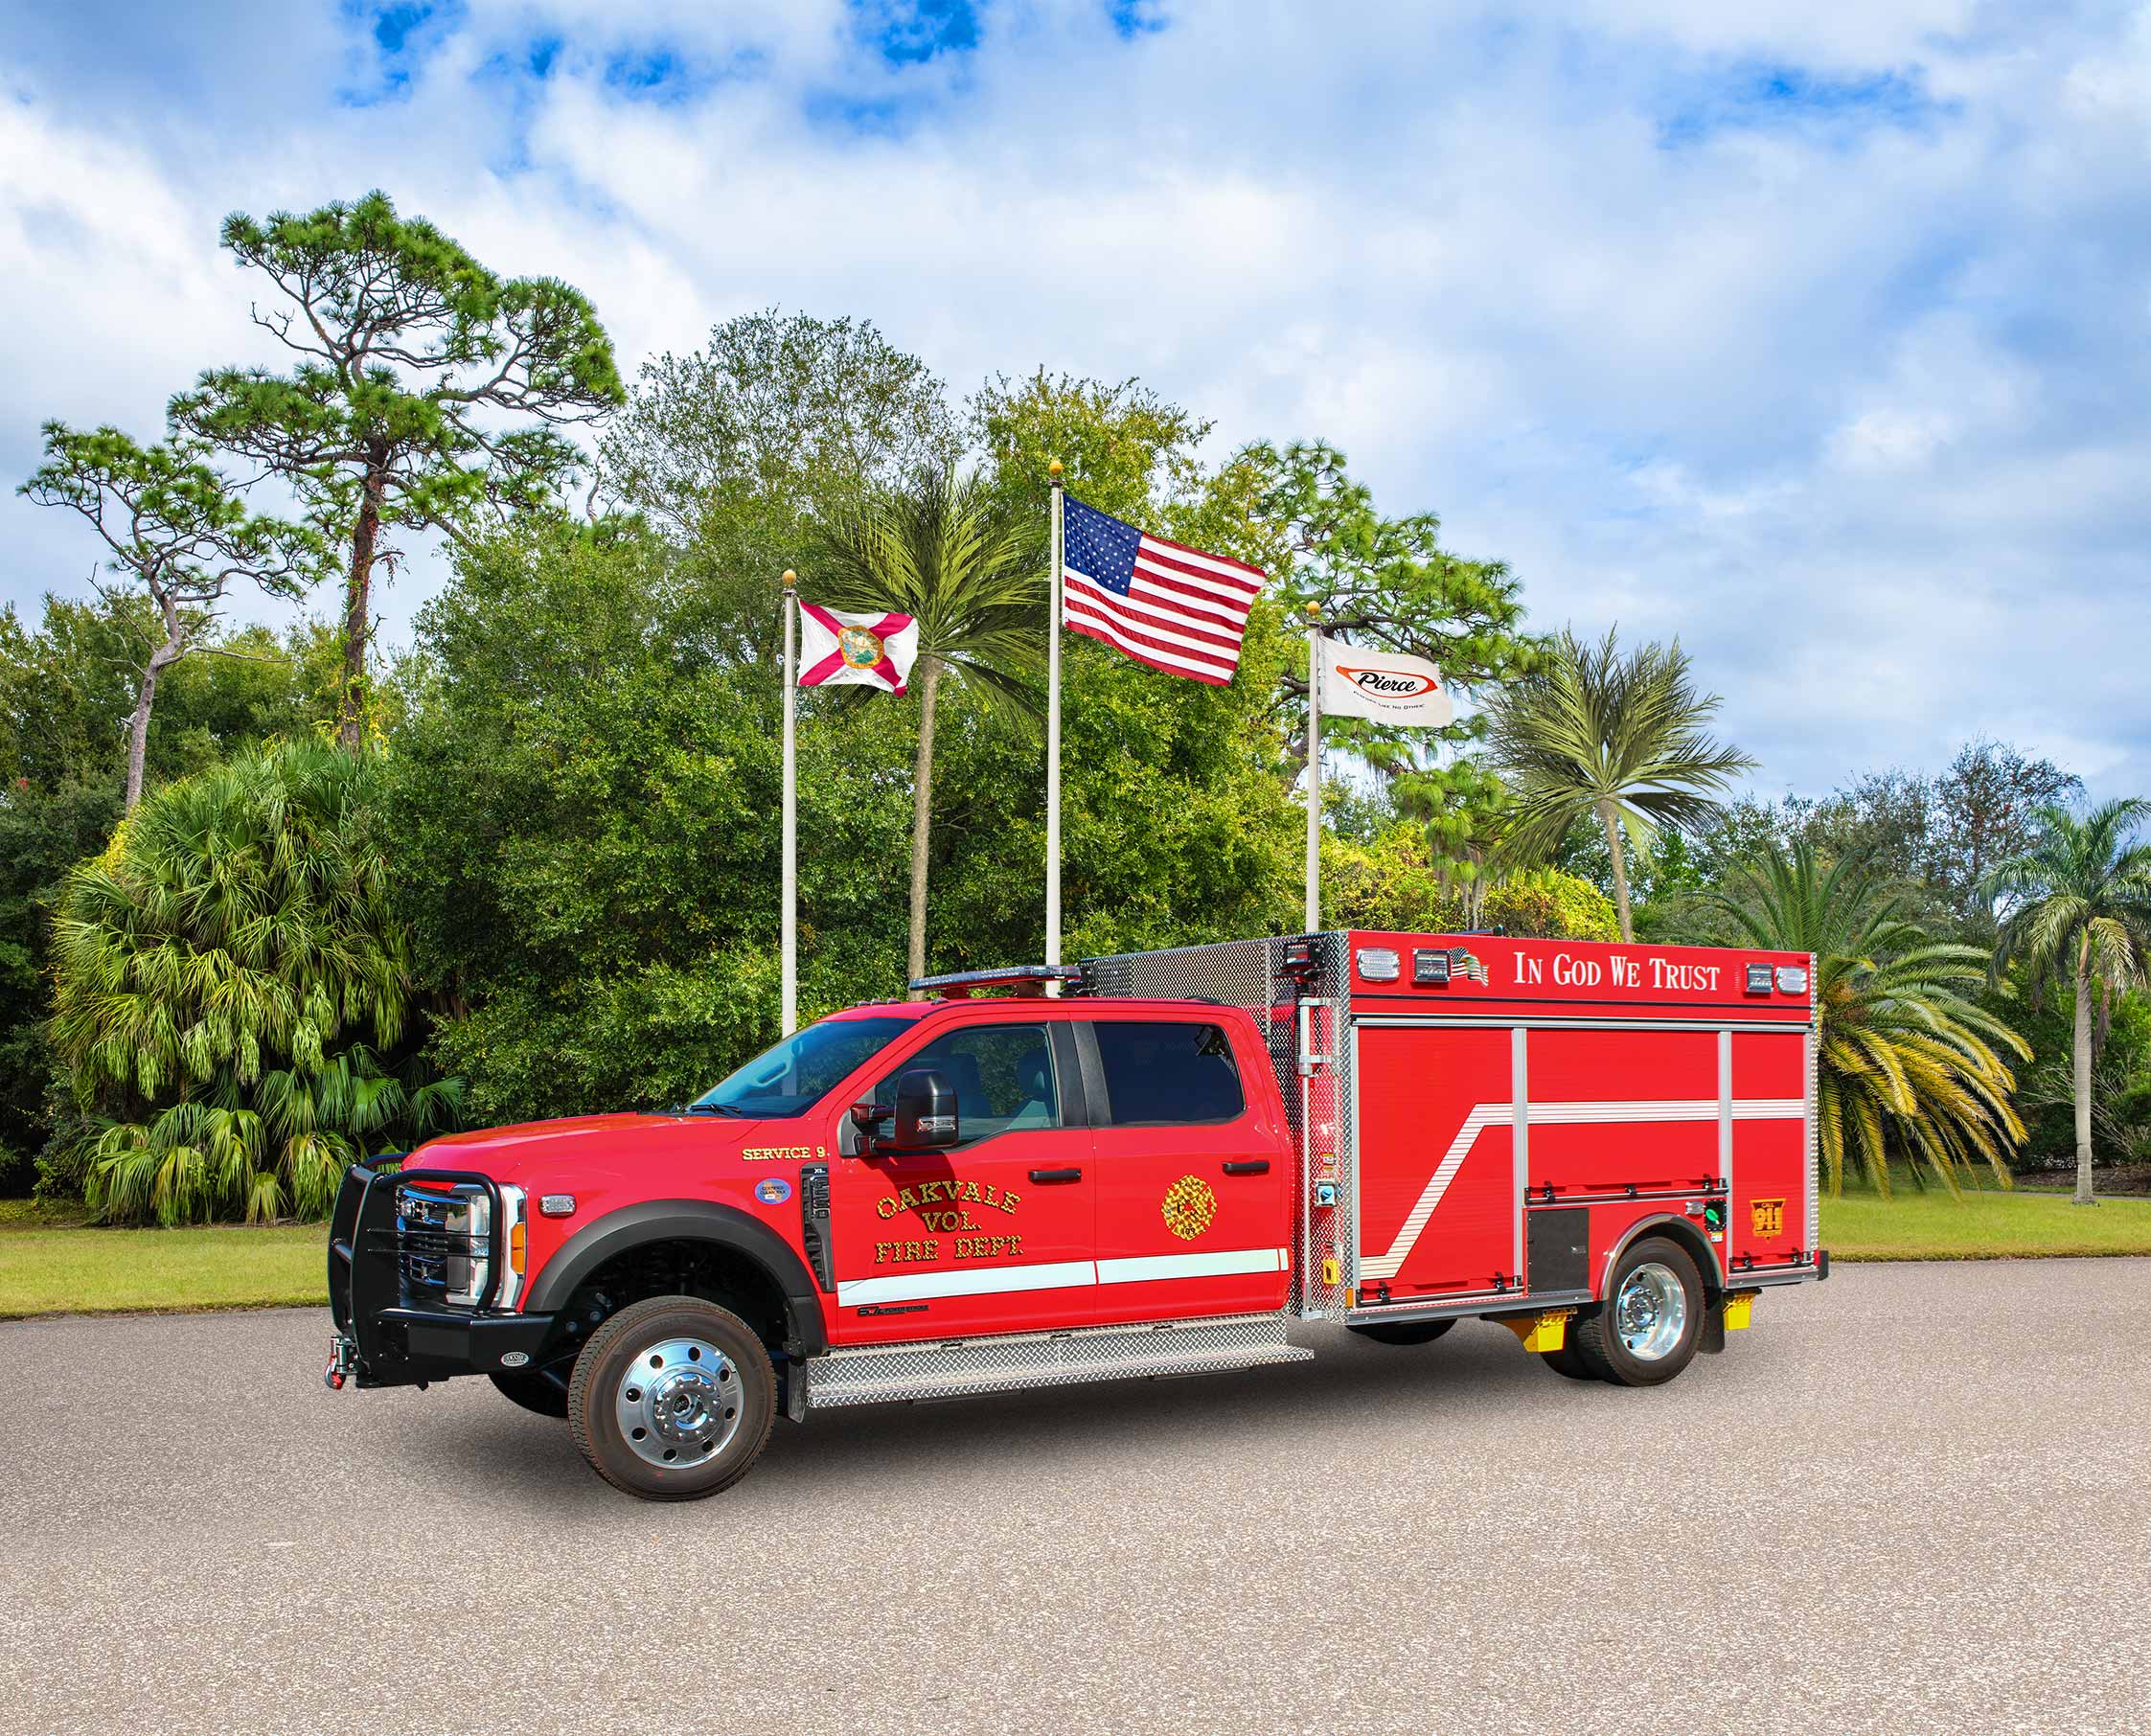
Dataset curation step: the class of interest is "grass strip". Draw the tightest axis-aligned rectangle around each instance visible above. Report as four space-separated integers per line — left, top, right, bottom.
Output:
1823 1186 2151 1260
0 1222 326 1318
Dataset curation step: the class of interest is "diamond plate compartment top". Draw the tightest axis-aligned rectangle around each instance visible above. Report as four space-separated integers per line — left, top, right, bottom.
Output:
1083 936 1354 1318
805 1312 1310 1409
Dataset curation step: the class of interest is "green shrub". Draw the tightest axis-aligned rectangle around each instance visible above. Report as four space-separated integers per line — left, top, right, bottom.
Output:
48 741 459 1222
1321 829 1617 941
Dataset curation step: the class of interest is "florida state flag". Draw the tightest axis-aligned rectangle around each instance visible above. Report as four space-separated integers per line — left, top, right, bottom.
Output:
797 605 920 695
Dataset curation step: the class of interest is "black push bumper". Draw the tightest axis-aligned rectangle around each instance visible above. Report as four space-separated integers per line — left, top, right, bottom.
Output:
327 1161 555 1389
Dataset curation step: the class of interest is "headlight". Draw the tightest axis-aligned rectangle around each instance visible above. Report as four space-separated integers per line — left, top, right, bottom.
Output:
396 1181 518 1308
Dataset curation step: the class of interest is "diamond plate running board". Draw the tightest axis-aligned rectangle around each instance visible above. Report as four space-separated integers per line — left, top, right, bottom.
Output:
804 1312 1311 1409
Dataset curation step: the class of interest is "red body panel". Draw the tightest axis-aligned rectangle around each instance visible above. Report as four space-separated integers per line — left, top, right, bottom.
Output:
1086 1006 1293 1324
1729 1030 1812 1264
1357 1026 1516 1298
821 1009 1102 1342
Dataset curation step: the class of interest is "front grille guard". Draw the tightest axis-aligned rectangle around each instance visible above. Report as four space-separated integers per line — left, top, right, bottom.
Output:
329 1163 508 1381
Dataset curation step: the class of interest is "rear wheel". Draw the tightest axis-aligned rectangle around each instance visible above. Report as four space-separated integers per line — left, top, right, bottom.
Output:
567 1295 775 1500
1346 1317 1456 1346
1572 1237 1705 1387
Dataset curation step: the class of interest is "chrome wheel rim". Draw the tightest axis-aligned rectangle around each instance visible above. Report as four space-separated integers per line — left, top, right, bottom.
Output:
615 1336 742 1469
1614 1262 1688 1361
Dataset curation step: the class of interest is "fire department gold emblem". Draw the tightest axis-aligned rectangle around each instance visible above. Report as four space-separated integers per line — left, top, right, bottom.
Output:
1160 1175 1217 1241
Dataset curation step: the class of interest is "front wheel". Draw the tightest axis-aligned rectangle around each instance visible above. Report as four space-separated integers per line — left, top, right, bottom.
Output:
1571 1238 1705 1387
566 1295 775 1500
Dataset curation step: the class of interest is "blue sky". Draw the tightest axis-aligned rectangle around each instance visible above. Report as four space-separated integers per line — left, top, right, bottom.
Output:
3 0 2148 800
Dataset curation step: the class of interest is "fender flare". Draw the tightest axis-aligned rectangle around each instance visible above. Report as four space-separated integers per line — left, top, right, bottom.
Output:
525 1198 828 1358
1598 1211 1725 1303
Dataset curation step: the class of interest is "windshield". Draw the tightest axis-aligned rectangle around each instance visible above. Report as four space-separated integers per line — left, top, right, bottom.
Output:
692 1016 910 1119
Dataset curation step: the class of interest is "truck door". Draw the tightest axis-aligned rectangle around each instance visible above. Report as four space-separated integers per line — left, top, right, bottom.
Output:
1082 1016 1292 1324
828 1016 1101 1345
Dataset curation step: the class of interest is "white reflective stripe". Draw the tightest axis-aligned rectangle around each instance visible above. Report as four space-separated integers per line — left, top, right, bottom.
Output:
1096 1246 1288 1285
1360 1097 1807 1280
835 1245 1293 1307
836 1260 1095 1308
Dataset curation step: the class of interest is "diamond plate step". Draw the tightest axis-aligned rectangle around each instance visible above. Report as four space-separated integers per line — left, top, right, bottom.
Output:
804 1311 1311 1409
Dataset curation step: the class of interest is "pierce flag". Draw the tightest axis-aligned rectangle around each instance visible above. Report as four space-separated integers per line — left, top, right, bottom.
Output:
797 605 920 694
1316 636 1454 728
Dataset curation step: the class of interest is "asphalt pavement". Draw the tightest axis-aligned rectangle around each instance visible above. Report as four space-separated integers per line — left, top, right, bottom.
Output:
3 1259 2147 1736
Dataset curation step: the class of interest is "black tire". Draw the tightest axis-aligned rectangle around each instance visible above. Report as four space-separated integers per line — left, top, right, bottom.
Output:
567 1295 775 1500
1537 1336 1598 1381
489 1366 571 1419
1346 1317 1457 1346
1572 1236 1705 1387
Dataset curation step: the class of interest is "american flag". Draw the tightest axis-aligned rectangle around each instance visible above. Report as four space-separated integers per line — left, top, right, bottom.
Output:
1061 494 1265 685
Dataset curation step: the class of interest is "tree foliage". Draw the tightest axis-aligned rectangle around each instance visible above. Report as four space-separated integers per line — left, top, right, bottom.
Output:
1985 800 2151 1202
1707 841 2027 1196
1487 627 1755 941
1321 826 1617 941
19 423 320 807
48 742 458 1222
172 190 624 747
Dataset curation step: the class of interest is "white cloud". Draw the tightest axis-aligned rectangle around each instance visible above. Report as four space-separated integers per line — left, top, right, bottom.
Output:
1 0 2147 804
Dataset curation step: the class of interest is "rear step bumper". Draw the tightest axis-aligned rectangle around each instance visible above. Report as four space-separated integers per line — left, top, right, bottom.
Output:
805 1312 1309 1410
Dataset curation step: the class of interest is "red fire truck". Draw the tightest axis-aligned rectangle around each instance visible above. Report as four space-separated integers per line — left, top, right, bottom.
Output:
327 931 1825 1499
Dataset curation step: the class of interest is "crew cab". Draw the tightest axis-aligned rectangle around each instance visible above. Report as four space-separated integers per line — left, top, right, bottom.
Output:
327 931 1826 1499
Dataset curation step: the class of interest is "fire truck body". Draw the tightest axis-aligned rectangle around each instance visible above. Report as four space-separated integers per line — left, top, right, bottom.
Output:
326 929 1823 1499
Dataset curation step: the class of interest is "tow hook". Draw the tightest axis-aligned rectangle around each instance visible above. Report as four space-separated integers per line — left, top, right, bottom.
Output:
325 1334 358 1391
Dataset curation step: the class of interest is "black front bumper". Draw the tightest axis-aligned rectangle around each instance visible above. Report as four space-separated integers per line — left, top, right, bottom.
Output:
328 1161 555 1388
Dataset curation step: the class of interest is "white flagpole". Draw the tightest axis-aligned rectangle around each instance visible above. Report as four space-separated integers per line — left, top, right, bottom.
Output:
1304 602 1322 933
780 570 798 1037
1045 460 1064 977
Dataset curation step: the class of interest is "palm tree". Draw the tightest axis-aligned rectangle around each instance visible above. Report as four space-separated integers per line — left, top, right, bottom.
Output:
1984 800 2151 1205
1708 841 2027 1196
813 468 1043 994
49 740 462 1222
1485 628 1753 941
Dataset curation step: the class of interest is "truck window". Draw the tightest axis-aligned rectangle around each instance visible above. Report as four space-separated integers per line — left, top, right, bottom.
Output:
877 1023 1061 1143
1090 1021 1246 1126
692 1016 910 1119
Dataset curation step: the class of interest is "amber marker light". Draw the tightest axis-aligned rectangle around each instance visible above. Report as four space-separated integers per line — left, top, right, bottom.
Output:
509 1219 527 1276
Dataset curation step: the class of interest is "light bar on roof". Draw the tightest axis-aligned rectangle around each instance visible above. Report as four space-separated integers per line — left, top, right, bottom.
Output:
907 965 1085 999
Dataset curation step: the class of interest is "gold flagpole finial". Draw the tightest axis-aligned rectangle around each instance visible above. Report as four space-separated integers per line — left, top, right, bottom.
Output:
1047 458 1063 481
1306 601 1321 621
782 569 796 589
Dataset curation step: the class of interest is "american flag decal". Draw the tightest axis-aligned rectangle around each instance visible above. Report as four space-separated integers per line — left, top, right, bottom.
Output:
1061 494 1265 685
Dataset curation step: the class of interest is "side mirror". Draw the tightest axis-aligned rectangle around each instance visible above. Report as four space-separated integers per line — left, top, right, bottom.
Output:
889 1067 959 1151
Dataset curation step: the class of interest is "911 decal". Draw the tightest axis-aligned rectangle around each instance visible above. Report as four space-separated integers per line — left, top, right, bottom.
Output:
1751 1198 1785 1237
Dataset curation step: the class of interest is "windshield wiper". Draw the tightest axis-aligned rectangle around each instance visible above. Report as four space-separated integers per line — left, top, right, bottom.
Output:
686 1102 753 1117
